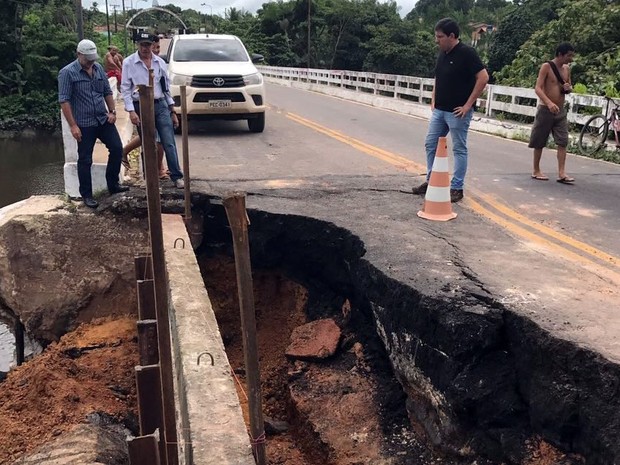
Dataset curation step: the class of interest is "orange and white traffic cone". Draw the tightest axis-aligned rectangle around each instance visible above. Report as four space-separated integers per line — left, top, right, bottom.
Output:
417 136 457 221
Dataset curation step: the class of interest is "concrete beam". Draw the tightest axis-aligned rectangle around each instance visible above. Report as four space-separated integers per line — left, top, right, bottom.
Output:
162 214 254 465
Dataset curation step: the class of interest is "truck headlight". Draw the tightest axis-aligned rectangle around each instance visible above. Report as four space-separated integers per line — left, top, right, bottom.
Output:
243 73 263 86
170 73 192 86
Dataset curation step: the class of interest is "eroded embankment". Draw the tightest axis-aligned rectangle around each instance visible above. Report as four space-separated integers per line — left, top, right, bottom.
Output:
199 199 618 465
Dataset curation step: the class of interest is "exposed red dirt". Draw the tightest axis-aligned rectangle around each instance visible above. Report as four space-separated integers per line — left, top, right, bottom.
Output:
0 253 584 465
0 317 138 464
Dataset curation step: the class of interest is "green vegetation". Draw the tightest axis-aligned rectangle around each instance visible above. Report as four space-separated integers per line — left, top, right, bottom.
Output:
494 0 620 96
0 0 618 131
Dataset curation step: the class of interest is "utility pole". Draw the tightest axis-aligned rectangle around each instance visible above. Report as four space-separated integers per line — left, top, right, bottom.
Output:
105 0 111 45
122 0 128 55
76 0 84 40
307 0 311 68
200 3 212 33
111 4 119 33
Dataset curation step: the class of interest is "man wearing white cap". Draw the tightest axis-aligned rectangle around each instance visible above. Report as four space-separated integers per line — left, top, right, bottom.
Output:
58 39 128 209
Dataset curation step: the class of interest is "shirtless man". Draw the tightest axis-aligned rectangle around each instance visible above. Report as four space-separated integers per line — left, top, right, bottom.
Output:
104 46 122 91
529 43 576 184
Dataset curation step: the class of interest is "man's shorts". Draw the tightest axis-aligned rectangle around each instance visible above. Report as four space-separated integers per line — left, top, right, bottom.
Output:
528 105 569 149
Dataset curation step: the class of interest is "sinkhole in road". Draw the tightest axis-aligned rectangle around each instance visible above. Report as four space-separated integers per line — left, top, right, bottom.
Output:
196 201 588 465
198 252 468 465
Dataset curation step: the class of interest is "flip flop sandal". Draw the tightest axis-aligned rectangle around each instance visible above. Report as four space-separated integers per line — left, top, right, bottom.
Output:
557 177 575 184
531 175 549 181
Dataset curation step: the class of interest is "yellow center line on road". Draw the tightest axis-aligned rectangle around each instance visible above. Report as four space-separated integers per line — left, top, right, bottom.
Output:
285 111 620 276
286 112 425 173
464 197 608 269
474 192 620 267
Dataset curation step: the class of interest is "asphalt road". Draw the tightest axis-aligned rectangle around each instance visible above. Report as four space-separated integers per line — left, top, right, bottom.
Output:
178 82 620 362
185 82 620 271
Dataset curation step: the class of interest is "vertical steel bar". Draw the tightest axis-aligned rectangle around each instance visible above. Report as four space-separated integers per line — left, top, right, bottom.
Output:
134 255 153 281
135 364 164 436
138 84 178 465
180 85 191 222
14 319 24 366
137 319 159 365
128 429 161 465
222 193 266 465
137 279 156 320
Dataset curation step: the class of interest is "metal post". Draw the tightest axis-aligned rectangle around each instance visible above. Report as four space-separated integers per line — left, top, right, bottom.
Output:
76 0 84 40
128 429 161 465
112 4 119 33
105 0 111 45
222 193 266 465
137 279 156 320
122 0 128 56
138 83 179 465
14 319 24 366
180 85 191 222
137 320 159 365
307 0 311 68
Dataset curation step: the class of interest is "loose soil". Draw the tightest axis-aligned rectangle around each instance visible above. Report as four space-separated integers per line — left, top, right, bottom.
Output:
0 254 584 465
200 253 584 465
0 317 138 464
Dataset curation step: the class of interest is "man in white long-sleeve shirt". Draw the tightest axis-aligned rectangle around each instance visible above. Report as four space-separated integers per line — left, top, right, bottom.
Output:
121 32 184 188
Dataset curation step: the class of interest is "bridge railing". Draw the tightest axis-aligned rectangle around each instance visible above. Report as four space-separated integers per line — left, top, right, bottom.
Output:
259 66 609 127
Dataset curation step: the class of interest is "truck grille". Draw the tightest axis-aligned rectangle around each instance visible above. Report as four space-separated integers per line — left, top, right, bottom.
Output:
190 75 245 88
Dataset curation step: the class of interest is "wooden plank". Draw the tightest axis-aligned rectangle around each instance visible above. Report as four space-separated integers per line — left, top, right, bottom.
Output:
137 320 159 365
180 85 191 222
128 429 161 465
223 193 267 465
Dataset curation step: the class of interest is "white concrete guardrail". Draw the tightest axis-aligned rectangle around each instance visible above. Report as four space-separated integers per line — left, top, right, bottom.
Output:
259 65 609 142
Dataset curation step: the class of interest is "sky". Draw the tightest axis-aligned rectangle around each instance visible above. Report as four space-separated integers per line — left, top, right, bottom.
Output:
85 0 416 19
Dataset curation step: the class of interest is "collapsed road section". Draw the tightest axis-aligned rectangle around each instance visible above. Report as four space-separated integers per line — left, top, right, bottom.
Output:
1 188 619 464
193 177 620 465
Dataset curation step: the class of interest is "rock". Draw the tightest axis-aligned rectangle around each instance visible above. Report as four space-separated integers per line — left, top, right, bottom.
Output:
285 318 341 361
264 415 289 435
0 196 149 344
12 423 129 464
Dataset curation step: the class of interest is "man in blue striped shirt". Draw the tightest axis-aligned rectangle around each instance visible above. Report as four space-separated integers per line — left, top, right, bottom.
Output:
121 32 184 189
58 39 128 208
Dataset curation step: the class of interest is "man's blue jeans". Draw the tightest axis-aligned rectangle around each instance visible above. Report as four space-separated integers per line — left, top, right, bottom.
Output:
135 99 183 182
424 108 473 190
77 122 123 198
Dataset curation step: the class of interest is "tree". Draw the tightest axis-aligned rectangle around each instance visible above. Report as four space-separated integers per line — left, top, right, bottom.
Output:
496 0 620 95
364 20 436 76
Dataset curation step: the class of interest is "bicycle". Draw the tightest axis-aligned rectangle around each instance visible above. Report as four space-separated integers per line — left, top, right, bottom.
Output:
578 96 620 156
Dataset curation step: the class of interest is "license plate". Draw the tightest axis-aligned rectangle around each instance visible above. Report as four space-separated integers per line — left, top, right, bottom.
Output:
208 100 232 108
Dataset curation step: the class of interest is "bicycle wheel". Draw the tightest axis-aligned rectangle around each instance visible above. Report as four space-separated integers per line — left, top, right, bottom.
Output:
579 114 608 156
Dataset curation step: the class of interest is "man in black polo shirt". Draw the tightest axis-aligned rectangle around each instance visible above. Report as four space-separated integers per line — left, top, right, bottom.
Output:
412 18 489 203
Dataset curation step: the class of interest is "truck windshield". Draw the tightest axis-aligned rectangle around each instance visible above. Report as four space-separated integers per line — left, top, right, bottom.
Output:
173 39 249 62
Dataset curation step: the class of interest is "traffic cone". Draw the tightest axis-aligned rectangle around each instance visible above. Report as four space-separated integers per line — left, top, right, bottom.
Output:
417 136 457 221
